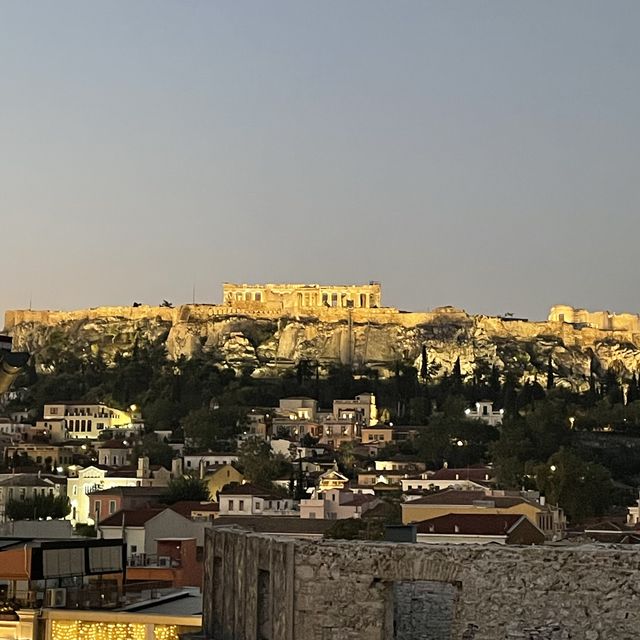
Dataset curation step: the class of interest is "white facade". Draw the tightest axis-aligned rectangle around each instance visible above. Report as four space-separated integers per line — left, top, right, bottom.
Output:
299 489 377 520
0 474 66 522
464 401 504 426
218 493 295 516
100 509 196 557
183 453 239 471
67 460 169 525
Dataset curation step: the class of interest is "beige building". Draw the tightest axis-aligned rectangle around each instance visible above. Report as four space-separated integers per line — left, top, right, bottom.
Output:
333 393 378 426
5 444 75 470
43 402 137 440
317 465 349 492
205 464 244 500
401 489 565 540
361 425 394 445
222 282 382 310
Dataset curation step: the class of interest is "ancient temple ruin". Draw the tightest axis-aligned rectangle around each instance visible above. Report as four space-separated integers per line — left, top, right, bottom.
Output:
222 282 382 311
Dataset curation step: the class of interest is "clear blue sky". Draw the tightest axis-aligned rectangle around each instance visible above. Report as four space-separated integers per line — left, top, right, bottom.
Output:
1 1 639 322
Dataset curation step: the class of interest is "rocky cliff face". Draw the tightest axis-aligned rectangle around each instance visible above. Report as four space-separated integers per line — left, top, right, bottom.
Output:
6 304 640 390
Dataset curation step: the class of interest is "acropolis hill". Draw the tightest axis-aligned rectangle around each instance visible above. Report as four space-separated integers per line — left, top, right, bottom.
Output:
5 283 640 390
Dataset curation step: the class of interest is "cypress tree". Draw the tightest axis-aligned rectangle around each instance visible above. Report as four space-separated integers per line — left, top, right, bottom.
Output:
451 356 463 393
546 354 554 390
420 345 429 382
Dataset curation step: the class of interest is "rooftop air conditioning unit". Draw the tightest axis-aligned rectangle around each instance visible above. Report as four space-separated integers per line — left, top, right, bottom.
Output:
46 588 67 608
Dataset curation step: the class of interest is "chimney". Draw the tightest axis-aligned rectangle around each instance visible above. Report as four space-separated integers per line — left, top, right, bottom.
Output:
171 458 183 478
540 495 546 506
199 459 206 480
137 456 149 479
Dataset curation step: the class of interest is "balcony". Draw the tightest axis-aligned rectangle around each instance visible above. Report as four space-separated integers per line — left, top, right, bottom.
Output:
0 581 178 611
128 554 180 568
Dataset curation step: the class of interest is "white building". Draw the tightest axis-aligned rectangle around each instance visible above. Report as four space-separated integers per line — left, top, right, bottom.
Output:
0 474 66 522
67 458 170 525
464 401 504 426
299 489 379 520
183 452 239 471
217 484 296 516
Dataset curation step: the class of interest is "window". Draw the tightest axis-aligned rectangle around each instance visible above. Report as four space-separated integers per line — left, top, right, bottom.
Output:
109 500 116 514
229 500 234 511
130 545 137 554
255 292 261 302
239 500 245 511
256 501 261 511
309 512 316 519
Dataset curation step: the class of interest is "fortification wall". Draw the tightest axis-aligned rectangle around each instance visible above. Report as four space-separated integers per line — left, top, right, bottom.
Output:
205 527 640 640
549 304 640 333
4 305 176 330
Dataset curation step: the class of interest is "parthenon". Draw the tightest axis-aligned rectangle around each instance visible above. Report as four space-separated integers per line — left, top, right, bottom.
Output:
222 282 382 311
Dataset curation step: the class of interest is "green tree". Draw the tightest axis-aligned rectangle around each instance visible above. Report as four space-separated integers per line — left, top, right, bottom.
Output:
182 406 246 450
534 448 613 522
237 438 292 487
6 494 70 520
323 518 384 541
160 475 210 504
134 433 174 469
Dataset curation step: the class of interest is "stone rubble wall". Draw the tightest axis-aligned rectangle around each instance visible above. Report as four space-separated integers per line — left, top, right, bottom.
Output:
205 527 640 640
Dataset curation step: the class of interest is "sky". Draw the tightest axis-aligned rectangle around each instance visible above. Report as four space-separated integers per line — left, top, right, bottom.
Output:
1 1 639 323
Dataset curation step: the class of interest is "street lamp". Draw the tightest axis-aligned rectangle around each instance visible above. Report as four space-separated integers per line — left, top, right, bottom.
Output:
550 465 557 472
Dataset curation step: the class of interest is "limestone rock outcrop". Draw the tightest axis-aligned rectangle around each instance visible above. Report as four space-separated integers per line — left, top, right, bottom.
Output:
5 304 640 389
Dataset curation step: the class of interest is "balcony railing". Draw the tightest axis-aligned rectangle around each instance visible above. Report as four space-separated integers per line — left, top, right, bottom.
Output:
129 554 180 568
0 581 178 611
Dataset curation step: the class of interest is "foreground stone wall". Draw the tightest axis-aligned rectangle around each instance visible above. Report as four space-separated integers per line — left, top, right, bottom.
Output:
204 527 640 640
